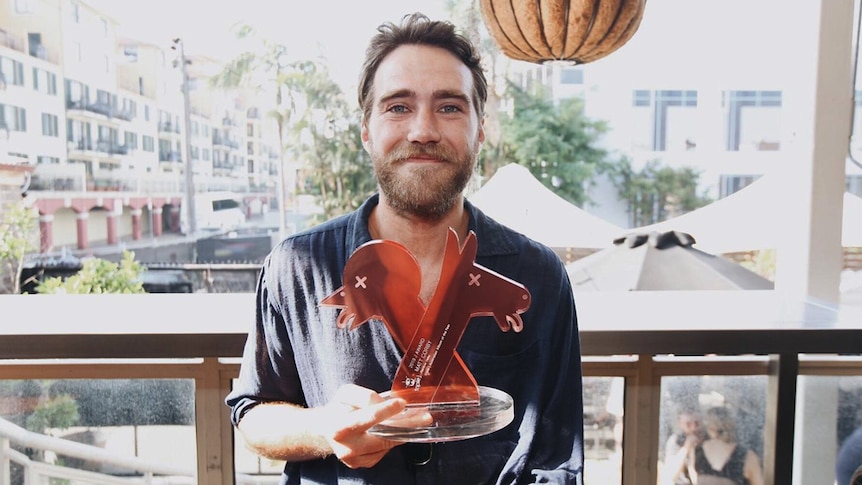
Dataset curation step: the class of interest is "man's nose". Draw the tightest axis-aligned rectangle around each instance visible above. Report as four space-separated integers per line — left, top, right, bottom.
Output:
407 108 441 144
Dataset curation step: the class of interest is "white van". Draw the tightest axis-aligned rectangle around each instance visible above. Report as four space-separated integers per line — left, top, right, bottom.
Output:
180 191 247 234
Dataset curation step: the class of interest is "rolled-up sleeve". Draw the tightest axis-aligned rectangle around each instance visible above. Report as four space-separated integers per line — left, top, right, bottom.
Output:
225 254 304 426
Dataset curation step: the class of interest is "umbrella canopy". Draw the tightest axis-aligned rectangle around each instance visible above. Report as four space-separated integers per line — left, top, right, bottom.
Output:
469 163 623 249
628 176 862 253
566 230 775 291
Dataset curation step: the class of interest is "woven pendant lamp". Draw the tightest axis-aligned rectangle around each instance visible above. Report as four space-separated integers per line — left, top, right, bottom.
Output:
478 0 647 64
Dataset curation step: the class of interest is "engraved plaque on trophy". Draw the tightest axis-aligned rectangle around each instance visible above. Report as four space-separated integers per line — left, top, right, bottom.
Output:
320 227 531 442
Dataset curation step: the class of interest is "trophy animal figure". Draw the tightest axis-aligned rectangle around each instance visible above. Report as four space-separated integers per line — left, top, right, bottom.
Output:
320 228 531 406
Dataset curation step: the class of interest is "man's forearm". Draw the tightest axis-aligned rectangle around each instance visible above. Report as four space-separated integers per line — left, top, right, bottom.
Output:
236 402 332 461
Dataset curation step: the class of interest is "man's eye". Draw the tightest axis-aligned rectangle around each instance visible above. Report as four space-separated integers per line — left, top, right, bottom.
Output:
441 105 463 114
387 105 408 114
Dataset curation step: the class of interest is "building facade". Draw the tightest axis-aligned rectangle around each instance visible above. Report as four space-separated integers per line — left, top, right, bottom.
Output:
0 0 277 254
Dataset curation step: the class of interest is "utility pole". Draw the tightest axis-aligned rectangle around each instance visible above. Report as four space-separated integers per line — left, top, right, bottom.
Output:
173 38 196 235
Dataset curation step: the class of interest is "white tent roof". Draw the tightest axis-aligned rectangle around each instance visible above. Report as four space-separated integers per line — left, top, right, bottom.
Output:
625 176 862 253
468 164 623 249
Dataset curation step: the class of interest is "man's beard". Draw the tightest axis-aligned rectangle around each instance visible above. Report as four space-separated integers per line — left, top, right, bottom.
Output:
373 142 476 221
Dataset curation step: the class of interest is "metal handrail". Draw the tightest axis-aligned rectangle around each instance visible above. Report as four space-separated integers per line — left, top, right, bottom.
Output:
0 418 193 478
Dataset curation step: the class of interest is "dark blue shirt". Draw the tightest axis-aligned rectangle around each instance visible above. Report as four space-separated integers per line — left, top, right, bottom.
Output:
226 194 584 484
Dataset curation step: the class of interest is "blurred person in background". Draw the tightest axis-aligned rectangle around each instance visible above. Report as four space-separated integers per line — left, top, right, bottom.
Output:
661 405 705 485
837 425 862 485
687 406 763 485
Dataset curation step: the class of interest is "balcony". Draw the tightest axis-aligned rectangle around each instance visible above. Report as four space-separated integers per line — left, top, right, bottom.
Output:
159 122 181 135
212 136 239 150
0 291 860 484
93 140 129 157
0 30 23 54
159 151 182 163
68 138 94 152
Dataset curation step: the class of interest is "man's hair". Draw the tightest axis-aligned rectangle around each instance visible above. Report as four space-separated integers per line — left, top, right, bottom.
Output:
357 12 488 123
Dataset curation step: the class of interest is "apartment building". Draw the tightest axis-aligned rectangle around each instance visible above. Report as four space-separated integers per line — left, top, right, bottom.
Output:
0 0 277 254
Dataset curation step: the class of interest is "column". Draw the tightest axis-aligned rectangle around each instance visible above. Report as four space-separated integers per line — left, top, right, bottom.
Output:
131 208 142 241
39 213 53 253
776 2 855 485
171 206 181 233
152 207 163 236
76 211 89 250
106 213 118 245
775 0 853 304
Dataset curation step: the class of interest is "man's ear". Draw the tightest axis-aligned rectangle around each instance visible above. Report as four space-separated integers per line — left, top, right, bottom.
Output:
361 122 371 152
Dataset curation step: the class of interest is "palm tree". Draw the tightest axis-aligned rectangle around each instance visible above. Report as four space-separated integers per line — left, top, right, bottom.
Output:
209 24 303 240
213 25 377 228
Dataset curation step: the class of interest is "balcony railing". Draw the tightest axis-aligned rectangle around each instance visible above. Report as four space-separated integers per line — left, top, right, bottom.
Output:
0 291 860 485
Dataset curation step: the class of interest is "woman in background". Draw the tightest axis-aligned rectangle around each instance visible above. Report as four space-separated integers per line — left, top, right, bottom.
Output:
688 406 763 485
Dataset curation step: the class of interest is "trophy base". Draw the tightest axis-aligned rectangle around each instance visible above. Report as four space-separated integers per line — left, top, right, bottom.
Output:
368 386 514 443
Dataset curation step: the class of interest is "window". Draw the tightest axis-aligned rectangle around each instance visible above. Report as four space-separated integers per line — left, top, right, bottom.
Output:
65 79 89 106
725 90 782 151
0 104 27 132
247 141 254 155
719 174 760 198
142 135 154 152
119 98 136 119
67 119 91 148
36 156 60 164
14 0 33 14
247 124 254 136
41 113 58 137
0 57 25 86
630 90 698 151
559 67 584 85
32 68 57 95
69 1 79 22
28 33 45 59
124 131 138 150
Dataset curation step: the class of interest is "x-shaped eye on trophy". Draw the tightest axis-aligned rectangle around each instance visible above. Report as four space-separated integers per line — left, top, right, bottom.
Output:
320 228 531 442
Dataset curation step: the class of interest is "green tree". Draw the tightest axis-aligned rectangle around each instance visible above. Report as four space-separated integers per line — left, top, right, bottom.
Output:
283 61 376 221
444 0 506 186
212 25 377 227
607 158 713 227
210 24 302 239
35 250 146 294
26 393 79 433
496 83 616 206
0 200 38 294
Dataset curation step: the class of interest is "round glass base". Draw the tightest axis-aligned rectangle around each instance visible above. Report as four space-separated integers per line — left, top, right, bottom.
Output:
368 386 514 443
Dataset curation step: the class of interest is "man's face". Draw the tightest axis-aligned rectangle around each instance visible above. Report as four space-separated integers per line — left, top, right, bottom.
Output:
361 44 485 221
679 412 703 437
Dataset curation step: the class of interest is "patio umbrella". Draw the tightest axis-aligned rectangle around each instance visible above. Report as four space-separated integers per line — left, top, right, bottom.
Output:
469 163 623 249
566 230 774 291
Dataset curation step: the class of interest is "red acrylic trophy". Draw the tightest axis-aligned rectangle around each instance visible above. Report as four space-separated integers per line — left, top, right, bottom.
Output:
320 228 531 442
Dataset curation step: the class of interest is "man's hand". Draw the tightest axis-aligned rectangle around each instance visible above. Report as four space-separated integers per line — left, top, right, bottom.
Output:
322 384 409 468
